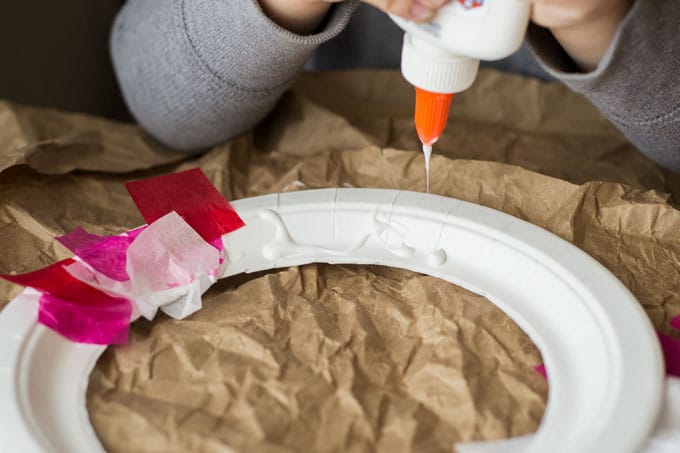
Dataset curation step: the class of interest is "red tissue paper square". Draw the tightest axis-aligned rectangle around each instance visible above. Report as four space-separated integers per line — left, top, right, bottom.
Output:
125 168 244 245
658 332 680 377
533 364 548 380
670 315 680 331
2 259 131 344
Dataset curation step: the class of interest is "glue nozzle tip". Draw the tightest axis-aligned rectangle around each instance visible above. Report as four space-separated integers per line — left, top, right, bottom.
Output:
414 87 454 146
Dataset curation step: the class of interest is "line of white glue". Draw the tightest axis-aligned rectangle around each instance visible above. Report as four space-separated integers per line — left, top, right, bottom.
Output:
422 144 432 193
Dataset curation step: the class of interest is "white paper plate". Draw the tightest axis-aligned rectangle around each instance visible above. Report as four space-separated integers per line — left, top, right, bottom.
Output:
0 189 664 452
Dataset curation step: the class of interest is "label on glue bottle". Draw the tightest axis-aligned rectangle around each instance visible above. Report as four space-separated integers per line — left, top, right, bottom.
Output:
450 0 488 19
391 0 530 61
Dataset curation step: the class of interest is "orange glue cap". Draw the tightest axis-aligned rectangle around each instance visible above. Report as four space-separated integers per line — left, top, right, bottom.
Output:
414 87 454 146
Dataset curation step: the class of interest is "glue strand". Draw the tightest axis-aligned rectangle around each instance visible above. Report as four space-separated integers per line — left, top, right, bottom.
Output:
422 144 433 193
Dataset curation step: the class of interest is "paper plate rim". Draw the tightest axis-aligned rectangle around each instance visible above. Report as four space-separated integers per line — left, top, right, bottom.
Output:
0 188 664 453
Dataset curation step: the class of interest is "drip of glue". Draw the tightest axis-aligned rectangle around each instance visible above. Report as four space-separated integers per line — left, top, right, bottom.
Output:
414 87 454 193
389 1 531 193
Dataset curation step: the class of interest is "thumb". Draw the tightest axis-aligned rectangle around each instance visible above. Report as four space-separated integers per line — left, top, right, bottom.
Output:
362 0 447 21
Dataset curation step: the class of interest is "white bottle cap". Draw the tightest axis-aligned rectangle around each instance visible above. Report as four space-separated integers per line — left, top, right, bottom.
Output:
401 32 480 94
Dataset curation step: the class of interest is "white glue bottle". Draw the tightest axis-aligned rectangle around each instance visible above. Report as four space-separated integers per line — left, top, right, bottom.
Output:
391 0 530 191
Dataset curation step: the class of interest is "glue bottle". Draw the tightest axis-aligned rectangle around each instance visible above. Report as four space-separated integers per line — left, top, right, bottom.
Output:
391 0 530 189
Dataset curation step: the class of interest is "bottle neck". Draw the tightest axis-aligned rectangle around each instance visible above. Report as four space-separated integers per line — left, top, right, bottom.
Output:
401 32 480 94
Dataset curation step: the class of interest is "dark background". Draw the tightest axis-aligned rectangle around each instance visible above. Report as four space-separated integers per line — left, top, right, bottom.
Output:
0 1 128 119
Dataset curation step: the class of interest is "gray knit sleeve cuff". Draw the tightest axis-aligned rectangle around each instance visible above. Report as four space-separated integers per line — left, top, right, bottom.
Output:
181 0 359 97
526 0 680 170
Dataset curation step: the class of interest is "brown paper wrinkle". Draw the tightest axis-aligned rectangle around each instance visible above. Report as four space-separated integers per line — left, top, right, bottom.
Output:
1 69 679 451
0 101 189 175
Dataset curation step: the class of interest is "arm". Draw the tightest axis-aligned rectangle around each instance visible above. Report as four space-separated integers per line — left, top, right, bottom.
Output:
528 0 680 172
110 0 357 151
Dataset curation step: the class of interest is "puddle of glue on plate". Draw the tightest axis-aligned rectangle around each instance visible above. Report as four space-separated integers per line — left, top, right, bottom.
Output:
422 144 432 193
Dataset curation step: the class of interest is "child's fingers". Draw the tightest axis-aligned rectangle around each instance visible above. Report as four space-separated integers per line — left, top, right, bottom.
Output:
364 0 446 21
418 0 450 9
530 0 632 29
372 0 416 19
409 2 435 20
413 0 452 20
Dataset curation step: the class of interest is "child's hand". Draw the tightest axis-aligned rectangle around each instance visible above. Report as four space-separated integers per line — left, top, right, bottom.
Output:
531 0 633 70
362 0 452 22
260 0 450 34
259 0 344 35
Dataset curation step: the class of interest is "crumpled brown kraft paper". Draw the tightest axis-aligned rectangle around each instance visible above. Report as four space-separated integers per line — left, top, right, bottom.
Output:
0 99 186 175
88 265 546 453
1 69 679 452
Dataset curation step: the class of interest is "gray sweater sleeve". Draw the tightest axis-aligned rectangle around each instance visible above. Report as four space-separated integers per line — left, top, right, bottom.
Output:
111 0 357 151
527 0 680 173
